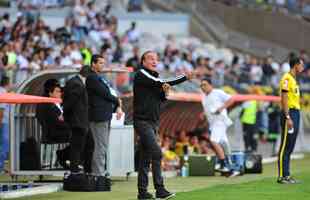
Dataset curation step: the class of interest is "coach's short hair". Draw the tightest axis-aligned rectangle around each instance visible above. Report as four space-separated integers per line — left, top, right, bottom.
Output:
91 54 103 66
140 50 153 66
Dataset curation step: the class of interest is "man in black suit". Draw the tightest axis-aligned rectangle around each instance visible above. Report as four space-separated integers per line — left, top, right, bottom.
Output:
63 66 92 173
37 79 71 144
35 79 71 169
86 55 123 187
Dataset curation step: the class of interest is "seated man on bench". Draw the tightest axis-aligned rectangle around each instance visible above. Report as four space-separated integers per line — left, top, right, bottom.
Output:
36 79 71 168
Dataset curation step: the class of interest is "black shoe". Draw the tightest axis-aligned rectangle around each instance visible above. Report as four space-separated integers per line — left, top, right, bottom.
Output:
156 189 175 199
137 192 154 200
96 176 112 191
70 164 84 173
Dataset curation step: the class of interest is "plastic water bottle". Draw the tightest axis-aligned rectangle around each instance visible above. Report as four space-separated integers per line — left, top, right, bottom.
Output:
181 155 189 177
17 184 22 190
28 181 34 188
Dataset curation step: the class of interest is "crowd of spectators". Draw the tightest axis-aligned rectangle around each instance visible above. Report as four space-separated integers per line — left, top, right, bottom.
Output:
1 0 309 89
215 0 310 18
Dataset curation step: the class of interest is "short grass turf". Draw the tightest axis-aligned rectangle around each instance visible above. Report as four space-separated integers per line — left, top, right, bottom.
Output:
2 154 310 200
174 171 310 200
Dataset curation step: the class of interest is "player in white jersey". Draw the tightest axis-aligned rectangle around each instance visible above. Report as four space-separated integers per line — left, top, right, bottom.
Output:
200 77 239 177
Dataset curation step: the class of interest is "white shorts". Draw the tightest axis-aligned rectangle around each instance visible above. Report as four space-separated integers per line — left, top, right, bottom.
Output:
210 124 228 144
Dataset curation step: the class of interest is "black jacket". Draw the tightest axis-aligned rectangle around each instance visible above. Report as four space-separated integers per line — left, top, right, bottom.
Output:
86 71 119 122
36 103 71 143
63 75 89 130
133 67 187 123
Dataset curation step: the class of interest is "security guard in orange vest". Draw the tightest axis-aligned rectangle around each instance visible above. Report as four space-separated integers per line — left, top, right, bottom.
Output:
277 57 304 184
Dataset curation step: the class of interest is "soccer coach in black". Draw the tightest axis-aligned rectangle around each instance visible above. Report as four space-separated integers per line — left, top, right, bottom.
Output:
134 51 193 200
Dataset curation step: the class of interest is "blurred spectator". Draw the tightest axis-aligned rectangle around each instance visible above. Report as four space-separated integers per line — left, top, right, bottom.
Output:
112 36 123 63
161 136 180 171
1 13 11 31
0 76 11 170
72 0 88 41
262 56 276 85
175 130 189 157
195 56 212 79
16 49 30 85
189 136 200 154
80 41 92 66
249 57 263 85
69 41 83 69
124 22 140 43
60 45 73 68
29 52 42 73
180 52 194 72
87 1 97 20
126 46 140 71
127 0 143 12
213 60 226 87
199 140 210 154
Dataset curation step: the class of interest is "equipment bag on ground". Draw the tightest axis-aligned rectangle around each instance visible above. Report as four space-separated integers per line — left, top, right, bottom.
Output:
63 173 96 192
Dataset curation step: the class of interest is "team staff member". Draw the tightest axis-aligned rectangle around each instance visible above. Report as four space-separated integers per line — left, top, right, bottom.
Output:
86 55 123 189
277 57 304 184
134 51 193 200
63 66 91 173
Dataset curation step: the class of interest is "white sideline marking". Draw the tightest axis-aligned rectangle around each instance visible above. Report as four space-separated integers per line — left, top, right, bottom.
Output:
263 153 304 164
0 184 62 199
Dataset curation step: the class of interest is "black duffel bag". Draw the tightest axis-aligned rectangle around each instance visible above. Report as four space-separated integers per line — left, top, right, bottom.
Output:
63 173 96 192
244 154 263 174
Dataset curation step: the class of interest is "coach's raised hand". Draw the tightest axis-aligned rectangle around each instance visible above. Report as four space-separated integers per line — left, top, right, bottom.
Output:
162 83 171 94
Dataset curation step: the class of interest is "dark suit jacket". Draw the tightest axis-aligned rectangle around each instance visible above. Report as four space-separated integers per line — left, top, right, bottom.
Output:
63 75 89 129
86 71 119 122
36 103 71 143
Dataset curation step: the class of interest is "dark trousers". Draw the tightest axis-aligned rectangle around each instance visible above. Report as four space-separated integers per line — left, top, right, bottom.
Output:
134 120 164 193
70 127 88 172
278 109 300 178
83 130 94 173
242 123 257 152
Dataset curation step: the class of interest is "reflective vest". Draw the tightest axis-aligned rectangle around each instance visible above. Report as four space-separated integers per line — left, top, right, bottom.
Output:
81 48 92 66
241 100 257 125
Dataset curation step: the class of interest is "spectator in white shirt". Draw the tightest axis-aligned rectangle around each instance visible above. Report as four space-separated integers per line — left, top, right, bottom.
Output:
125 22 140 43
249 57 263 84
16 51 30 85
60 46 73 68
29 52 42 74
69 41 83 69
